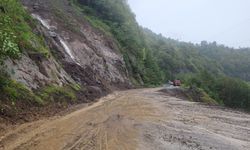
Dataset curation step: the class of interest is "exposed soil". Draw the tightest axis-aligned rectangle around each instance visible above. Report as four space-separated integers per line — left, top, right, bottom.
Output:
0 88 250 150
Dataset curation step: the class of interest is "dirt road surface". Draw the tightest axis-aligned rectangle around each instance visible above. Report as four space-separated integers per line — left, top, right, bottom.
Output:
0 88 250 150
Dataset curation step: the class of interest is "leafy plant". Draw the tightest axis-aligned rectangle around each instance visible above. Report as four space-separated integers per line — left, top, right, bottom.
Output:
181 72 250 111
0 0 50 61
0 15 20 62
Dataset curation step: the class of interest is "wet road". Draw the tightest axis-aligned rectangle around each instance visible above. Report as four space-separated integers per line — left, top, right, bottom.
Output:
0 88 250 150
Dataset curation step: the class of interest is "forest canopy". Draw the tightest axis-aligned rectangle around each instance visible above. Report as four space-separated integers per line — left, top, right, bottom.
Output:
72 0 250 111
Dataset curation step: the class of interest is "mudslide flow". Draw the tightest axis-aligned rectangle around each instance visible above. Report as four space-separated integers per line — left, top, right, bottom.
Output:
0 88 250 150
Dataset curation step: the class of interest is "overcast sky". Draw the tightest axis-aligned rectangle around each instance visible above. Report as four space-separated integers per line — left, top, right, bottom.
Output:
127 0 250 48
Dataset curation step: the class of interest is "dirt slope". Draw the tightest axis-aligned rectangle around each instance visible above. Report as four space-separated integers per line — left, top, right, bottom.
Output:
0 88 250 150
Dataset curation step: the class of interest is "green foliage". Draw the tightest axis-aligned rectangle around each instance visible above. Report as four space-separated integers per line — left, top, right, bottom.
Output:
0 72 84 115
143 28 250 82
143 29 223 81
199 41 250 81
71 0 250 111
142 49 163 86
70 83 82 91
0 74 43 105
0 73 87 117
186 87 218 105
216 77 250 110
37 85 77 104
0 0 50 61
0 13 20 62
1 0 249 113
181 72 250 111
72 0 163 86
0 30 20 58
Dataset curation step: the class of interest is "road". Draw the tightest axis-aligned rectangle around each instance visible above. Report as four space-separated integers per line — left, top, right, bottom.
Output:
0 88 250 150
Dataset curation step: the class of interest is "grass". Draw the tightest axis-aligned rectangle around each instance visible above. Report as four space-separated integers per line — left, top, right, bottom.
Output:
36 85 78 104
0 74 44 107
0 70 86 109
69 0 113 36
185 87 218 105
0 0 89 116
0 0 50 60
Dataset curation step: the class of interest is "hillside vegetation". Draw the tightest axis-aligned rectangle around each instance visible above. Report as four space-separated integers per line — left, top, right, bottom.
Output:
72 0 250 111
0 0 49 62
0 0 250 117
144 29 250 81
73 0 163 86
0 0 89 120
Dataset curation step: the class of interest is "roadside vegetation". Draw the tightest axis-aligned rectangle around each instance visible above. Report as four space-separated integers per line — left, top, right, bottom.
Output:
180 71 250 111
0 0 50 62
72 0 250 111
0 0 88 120
0 73 86 120
71 0 163 86
0 0 250 120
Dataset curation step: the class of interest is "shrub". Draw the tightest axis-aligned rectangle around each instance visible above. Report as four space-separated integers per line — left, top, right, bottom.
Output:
187 86 218 105
37 85 77 104
216 77 250 110
0 15 21 62
0 0 50 61
181 72 250 111
0 75 43 106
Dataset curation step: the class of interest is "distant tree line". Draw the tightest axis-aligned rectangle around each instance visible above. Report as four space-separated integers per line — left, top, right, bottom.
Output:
73 0 250 110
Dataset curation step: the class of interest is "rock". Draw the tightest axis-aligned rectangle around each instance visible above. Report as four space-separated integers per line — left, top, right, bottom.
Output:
86 86 103 99
50 26 57 31
87 86 102 93
33 3 39 10
49 31 57 38
4 54 74 90
15 0 132 91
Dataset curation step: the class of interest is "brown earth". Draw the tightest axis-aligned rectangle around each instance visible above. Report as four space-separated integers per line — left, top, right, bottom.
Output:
0 88 250 150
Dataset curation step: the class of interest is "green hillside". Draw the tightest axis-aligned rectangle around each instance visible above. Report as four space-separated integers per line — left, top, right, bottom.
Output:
72 0 250 111
0 0 250 113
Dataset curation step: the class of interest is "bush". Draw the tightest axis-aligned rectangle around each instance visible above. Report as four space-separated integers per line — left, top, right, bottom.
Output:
216 77 250 110
187 86 218 105
0 0 50 61
0 15 21 62
37 85 77 104
181 72 250 111
0 75 43 106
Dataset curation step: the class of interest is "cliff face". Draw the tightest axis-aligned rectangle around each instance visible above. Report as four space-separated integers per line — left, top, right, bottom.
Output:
0 0 132 123
8 0 131 92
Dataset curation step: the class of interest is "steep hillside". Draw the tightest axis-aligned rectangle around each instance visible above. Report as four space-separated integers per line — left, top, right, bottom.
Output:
198 42 250 81
72 0 163 86
69 0 250 111
143 29 222 78
143 29 250 111
0 0 131 123
21 0 131 89
1 0 250 123
143 29 250 81
72 0 250 83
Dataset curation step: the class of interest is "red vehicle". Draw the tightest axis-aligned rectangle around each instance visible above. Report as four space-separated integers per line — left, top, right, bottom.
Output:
173 80 181 86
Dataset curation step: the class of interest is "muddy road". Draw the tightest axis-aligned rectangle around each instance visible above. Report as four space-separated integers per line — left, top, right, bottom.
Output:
0 88 250 150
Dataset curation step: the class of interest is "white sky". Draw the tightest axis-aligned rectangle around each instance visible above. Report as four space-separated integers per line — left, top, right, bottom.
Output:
127 0 250 48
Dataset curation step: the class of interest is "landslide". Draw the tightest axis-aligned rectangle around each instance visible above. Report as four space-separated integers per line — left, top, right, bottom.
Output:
0 0 131 125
